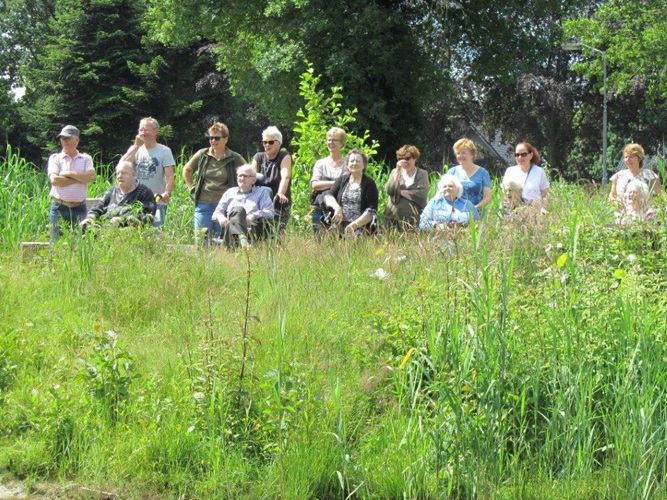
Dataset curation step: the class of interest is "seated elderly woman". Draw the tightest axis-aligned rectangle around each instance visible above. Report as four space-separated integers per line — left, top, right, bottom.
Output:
81 161 156 227
323 149 378 237
419 174 480 230
499 179 531 219
615 179 655 225
212 165 275 249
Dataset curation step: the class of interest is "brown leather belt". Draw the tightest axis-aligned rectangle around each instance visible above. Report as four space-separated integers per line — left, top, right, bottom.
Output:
52 197 85 208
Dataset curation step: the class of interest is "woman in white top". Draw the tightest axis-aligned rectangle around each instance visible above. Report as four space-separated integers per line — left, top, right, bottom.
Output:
608 143 661 208
310 127 347 234
502 142 549 212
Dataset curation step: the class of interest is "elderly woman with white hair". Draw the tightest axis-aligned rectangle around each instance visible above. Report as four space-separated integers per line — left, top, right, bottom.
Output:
419 174 480 230
251 126 292 232
615 179 655 225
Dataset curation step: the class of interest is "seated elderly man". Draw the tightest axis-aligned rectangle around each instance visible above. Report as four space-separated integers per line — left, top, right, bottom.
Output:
212 165 275 248
81 161 157 227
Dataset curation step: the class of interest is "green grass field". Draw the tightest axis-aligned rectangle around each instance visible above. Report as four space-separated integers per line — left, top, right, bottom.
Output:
2 153 667 498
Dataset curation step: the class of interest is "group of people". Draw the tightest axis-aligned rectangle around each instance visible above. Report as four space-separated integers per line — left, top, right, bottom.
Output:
47 119 661 246
47 120 291 248
48 119 175 240
308 130 550 235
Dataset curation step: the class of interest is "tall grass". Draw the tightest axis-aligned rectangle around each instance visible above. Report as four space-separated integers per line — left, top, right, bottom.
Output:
0 145 50 246
2 151 667 497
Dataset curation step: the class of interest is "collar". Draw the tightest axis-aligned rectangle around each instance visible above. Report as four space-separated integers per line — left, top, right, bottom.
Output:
208 147 231 159
58 149 82 159
118 181 138 195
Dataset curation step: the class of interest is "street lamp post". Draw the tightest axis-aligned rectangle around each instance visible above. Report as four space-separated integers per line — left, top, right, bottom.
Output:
563 41 608 186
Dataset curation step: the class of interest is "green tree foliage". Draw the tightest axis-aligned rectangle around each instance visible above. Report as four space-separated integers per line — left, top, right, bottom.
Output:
426 0 584 172
14 0 257 167
20 0 150 162
291 64 379 213
146 0 442 160
0 0 56 154
565 0 667 157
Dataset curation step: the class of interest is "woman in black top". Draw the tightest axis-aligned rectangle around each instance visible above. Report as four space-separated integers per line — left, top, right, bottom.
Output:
324 149 378 237
251 126 292 232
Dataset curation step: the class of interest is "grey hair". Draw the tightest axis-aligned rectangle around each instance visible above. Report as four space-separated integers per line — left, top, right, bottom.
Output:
437 174 464 198
626 179 650 203
236 164 255 176
140 117 160 130
262 126 282 144
116 160 136 174
502 179 523 195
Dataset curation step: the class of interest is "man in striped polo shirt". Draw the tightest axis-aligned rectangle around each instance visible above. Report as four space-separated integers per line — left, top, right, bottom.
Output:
47 125 96 241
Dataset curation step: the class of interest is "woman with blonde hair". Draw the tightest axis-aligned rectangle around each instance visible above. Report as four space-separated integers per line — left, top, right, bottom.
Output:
609 143 661 207
310 127 348 234
446 138 492 212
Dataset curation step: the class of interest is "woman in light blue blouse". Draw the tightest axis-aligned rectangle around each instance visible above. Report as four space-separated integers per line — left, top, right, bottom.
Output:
446 138 492 212
419 174 480 229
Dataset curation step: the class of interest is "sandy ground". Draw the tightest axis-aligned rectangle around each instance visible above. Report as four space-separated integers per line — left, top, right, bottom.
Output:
0 480 117 499
0 481 27 499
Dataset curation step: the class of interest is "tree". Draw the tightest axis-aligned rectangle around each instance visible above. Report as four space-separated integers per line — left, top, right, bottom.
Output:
146 0 443 160
565 0 667 158
19 0 150 163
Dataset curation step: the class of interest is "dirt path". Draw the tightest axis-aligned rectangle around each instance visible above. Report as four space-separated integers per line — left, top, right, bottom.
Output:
0 481 26 499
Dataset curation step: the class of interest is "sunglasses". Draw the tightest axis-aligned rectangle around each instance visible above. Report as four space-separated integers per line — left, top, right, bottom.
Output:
514 152 530 158
209 136 225 141
262 140 276 145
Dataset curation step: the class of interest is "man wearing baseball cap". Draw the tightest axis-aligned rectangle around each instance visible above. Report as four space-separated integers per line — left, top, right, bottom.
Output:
47 125 96 241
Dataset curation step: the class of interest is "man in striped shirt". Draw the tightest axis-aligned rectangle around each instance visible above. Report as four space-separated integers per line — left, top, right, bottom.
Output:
47 125 96 241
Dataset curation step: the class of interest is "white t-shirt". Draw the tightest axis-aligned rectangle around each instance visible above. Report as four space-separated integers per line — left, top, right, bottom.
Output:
402 168 416 188
502 164 549 203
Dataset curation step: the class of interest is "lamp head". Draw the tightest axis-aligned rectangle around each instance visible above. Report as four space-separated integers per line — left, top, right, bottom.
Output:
562 40 582 51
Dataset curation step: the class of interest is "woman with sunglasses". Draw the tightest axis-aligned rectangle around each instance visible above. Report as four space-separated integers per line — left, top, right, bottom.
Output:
502 142 549 212
183 122 247 242
251 126 292 232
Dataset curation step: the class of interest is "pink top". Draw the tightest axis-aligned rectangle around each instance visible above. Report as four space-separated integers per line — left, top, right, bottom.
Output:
48 151 94 202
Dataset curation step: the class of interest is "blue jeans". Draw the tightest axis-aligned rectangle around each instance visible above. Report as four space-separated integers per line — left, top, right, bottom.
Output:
49 201 87 241
312 207 323 234
194 202 222 241
153 203 167 228
274 202 291 234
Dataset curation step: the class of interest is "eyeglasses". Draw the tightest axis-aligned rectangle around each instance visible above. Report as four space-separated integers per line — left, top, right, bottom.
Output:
262 140 276 146
209 136 225 141
514 152 530 158
237 174 255 178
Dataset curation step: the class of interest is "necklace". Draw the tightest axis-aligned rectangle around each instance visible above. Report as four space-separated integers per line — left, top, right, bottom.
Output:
330 156 345 169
